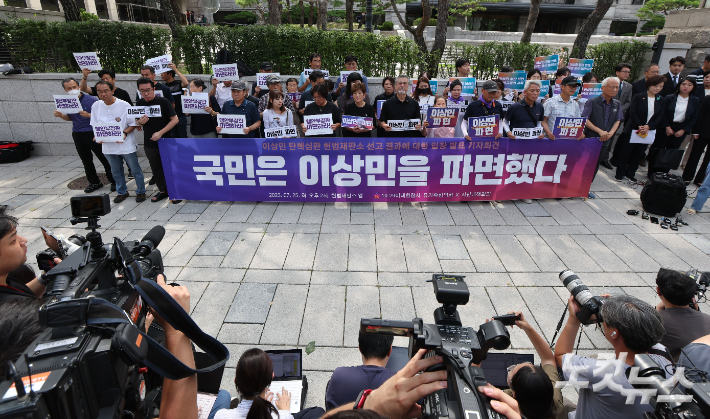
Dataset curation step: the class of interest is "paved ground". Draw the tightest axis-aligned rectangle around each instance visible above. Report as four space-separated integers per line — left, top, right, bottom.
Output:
3 155 710 408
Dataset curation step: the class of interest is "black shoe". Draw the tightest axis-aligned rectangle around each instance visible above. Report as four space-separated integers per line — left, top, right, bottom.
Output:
148 177 156 185
609 159 617 167
84 183 103 193
113 193 129 203
639 159 647 167
601 161 613 170
628 176 638 182
110 183 116 192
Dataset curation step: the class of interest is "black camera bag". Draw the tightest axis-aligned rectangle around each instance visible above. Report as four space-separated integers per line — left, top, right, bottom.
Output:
640 173 687 217
0 141 33 163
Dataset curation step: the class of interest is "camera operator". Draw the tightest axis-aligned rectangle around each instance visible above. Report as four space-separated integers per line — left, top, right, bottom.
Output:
0 209 52 302
678 333 710 377
655 268 710 358
554 294 669 419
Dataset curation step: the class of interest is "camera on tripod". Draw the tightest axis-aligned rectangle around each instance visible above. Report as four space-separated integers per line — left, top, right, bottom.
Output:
0 194 168 419
360 274 512 419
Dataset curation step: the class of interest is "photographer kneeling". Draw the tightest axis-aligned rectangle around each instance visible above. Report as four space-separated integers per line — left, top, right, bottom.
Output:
554 294 669 419
655 268 710 358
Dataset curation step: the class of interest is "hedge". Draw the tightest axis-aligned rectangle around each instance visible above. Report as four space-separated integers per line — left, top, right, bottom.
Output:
0 19 652 81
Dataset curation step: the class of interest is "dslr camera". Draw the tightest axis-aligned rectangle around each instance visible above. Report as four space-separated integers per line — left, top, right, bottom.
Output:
0 194 168 419
360 274 512 419
681 269 709 305
559 270 605 325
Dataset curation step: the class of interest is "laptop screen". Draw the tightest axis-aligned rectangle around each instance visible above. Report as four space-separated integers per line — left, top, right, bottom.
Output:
266 349 302 379
479 353 535 389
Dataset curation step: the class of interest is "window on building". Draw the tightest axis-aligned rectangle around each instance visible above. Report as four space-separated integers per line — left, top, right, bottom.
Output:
468 16 517 31
5 0 28 7
94 0 109 18
609 20 637 35
40 0 60 12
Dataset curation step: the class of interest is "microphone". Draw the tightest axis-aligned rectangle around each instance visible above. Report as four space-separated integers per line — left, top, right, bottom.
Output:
134 226 165 257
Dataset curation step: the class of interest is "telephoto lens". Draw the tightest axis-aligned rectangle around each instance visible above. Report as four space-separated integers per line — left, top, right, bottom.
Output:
559 269 594 306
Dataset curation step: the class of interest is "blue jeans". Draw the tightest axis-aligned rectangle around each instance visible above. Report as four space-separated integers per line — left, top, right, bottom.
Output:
208 389 232 419
105 153 146 195
692 165 710 211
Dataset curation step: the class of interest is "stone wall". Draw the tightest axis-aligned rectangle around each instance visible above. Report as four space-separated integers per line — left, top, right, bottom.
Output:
0 73 388 157
659 8 710 72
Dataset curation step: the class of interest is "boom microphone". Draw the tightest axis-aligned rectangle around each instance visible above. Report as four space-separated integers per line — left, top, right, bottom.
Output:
134 226 166 257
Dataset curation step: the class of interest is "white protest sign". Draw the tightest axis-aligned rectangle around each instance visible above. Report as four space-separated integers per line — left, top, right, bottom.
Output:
304 114 334 136
136 89 164 99
339 70 363 84
304 69 330 78
217 114 247 134
212 64 239 81
630 129 656 145
92 123 125 143
257 73 280 89
181 93 209 114
73 52 102 71
512 127 544 139
127 105 162 118
53 95 82 114
304 101 314 108
388 119 420 132
264 125 299 138
145 54 171 74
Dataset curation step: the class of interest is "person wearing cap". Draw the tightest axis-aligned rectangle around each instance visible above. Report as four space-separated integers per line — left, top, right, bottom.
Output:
210 76 235 109
461 80 504 141
258 74 296 115
217 81 261 138
543 76 584 141
252 62 274 99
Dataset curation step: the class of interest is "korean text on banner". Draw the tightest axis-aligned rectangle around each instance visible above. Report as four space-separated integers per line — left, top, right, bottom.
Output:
217 114 246 134
581 83 603 100
304 69 330 78
287 92 302 103
553 117 587 140
304 114 334 136
182 93 209 114
264 126 299 138
568 58 594 78
93 123 125 143
342 116 374 130
388 119 420 132
128 105 162 118
212 64 239 81
257 73 280 88
449 77 476 96
468 115 500 139
73 52 102 71
340 71 363 84
54 95 82 114
534 55 559 73
145 55 172 75
159 137 603 202
426 108 459 128
512 127 544 139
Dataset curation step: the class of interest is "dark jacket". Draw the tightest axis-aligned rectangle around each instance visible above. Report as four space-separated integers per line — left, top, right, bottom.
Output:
693 95 710 137
663 94 700 133
661 72 682 97
624 92 666 135
631 78 647 96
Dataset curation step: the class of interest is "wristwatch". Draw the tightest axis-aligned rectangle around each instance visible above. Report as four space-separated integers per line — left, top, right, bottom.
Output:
353 389 372 410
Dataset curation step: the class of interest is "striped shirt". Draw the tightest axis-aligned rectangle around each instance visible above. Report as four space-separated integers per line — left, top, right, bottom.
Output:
543 95 581 132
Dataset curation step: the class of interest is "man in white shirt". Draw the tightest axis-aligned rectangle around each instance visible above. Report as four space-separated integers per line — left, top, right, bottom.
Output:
210 77 235 109
90 80 146 203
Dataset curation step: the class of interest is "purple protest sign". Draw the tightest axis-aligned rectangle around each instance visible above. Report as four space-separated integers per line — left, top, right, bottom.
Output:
53 95 82 114
160 137 602 202
468 115 499 139
376 100 385 119
426 107 459 128
73 52 101 71
342 115 373 130
287 92 302 104
552 117 587 140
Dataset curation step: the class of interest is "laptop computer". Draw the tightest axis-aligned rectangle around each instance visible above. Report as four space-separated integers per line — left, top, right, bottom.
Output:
266 349 308 413
479 353 535 389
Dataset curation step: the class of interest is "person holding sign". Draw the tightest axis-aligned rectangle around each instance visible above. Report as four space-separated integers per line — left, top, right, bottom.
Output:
503 80 545 140
210 76 235 109
258 74 296 115
343 83 375 138
134 77 179 203
543 76 582 140
162 63 190 138
527 69 549 102
137 65 174 106
413 76 436 117
442 59 470 96
187 79 220 138
302 83 341 137
54 77 116 194
374 77 396 137
298 71 332 115
421 96 455 138
90 80 146 204
333 55 369 97
462 80 504 141
379 75 424 138
337 72 371 116
217 81 261 138
612 75 666 182
252 61 274 98
263 90 296 131
80 68 133 105
299 53 324 93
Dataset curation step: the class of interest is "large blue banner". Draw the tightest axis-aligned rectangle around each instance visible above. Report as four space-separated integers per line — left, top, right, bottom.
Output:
159 137 602 202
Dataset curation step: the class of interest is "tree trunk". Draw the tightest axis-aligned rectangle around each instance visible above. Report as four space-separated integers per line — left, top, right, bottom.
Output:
308 1 314 26
268 0 281 24
520 0 540 43
58 0 82 21
572 0 613 57
286 0 293 24
299 0 304 27
428 0 449 75
346 0 354 31
159 0 182 38
318 0 328 30
390 0 430 63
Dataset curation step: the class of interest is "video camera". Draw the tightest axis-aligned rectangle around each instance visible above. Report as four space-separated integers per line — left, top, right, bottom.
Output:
681 269 709 305
559 270 605 325
0 194 228 419
360 274 511 419
626 354 710 419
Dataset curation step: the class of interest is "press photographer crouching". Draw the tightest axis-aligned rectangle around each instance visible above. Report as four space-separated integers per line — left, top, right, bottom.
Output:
655 268 710 359
554 287 669 419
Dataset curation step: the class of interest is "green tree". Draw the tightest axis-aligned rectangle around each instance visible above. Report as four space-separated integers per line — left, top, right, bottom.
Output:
234 0 268 23
636 0 698 19
641 14 666 31
520 0 540 43
571 0 613 58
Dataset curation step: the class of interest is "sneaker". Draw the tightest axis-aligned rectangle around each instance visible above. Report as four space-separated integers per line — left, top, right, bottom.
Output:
614 176 624 182
135 193 146 203
588 192 596 199
84 183 103 193
522 199 533 204
110 183 116 192
113 193 129 203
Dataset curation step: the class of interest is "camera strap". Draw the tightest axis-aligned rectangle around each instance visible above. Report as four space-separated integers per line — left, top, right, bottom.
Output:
83 278 230 380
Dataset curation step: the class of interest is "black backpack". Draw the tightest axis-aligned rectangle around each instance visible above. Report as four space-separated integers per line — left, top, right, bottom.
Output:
0 141 34 163
640 173 687 217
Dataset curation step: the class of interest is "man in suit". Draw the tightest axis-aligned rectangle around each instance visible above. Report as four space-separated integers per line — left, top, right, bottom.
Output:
604 63 633 168
632 63 660 96
661 56 686 97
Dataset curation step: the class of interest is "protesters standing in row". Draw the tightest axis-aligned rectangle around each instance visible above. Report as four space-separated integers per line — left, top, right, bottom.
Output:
216 81 261 139
342 83 375 138
299 53 324 93
302 83 341 138
90 80 146 203
134 77 178 203
188 79 220 138
379 75 424 138
54 77 116 193
80 68 133 105
162 63 190 138
461 80 504 141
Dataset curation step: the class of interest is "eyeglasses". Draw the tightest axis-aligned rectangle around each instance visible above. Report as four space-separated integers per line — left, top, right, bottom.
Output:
138 89 154 94
506 362 532 374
